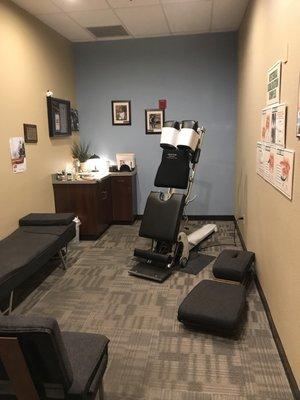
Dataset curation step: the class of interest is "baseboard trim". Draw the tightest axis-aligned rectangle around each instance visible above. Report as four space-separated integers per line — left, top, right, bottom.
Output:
137 214 235 221
234 220 300 400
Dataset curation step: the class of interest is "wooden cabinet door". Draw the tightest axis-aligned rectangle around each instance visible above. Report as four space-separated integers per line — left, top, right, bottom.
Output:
111 176 133 222
53 183 101 238
98 178 112 233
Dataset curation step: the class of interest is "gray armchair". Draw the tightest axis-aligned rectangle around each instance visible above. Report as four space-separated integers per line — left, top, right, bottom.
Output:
0 315 109 400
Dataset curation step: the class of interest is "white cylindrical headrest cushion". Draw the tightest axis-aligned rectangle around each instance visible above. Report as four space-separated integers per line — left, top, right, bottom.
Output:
160 127 179 149
177 128 199 152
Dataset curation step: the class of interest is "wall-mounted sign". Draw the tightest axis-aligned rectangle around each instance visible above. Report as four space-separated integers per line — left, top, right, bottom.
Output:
267 61 282 105
10 137 26 173
261 103 286 147
256 141 294 200
23 124 38 143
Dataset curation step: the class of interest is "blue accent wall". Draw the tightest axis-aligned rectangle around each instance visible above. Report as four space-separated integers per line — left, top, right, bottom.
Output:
74 32 237 215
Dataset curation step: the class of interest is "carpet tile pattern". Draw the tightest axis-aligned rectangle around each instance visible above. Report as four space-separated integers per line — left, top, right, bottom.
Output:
13 221 293 399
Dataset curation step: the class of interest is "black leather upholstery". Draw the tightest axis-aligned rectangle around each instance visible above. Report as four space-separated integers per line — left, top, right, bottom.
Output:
154 148 190 189
0 316 109 400
0 223 75 301
213 250 255 283
0 315 73 391
139 192 185 243
178 280 246 335
19 213 75 226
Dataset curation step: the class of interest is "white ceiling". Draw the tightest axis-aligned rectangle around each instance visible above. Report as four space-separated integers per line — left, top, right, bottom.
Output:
11 0 250 42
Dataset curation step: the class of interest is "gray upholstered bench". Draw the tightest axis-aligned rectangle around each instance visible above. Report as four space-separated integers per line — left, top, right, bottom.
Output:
178 250 255 336
0 315 109 400
0 213 75 314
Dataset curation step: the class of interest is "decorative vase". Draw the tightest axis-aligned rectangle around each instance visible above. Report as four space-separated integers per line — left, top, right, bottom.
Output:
80 162 87 172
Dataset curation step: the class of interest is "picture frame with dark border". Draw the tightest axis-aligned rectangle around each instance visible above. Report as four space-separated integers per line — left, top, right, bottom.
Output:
71 108 80 132
23 124 38 143
145 109 165 134
47 96 72 137
112 100 131 126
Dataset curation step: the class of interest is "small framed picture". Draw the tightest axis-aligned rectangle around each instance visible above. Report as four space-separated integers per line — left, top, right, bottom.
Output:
145 109 165 134
71 108 79 132
23 124 38 143
112 100 131 126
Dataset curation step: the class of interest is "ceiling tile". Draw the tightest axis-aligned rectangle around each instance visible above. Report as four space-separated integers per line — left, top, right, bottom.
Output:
68 9 120 27
108 0 159 9
11 0 61 14
51 0 110 12
211 0 249 31
115 5 169 36
37 13 94 41
163 1 212 33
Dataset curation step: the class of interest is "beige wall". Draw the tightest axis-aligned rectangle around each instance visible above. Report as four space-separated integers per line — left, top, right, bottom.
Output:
236 0 300 386
0 0 76 238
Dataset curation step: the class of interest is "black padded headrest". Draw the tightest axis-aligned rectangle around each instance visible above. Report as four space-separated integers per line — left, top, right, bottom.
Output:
154 148 190 189
164 120 180 130
181 120 198 131
19 213 75 226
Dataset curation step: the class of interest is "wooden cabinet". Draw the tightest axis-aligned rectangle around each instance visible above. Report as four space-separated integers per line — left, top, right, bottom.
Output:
53 173 136 239
98 178 112 233
111 175 137 223
53 182 106 239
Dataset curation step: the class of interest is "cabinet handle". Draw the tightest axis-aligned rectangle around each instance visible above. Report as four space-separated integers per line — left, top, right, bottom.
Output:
101 190 107 200
116 179 125 183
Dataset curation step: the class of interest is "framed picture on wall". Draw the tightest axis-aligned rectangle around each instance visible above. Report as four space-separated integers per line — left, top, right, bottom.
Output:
47 96 72 137
145 109 165 134
23 124 38 143
71 108 80 132
266 61 282 105
112 100 131 125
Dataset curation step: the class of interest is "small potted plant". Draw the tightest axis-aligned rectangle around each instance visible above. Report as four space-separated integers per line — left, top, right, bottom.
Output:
71 141 91 172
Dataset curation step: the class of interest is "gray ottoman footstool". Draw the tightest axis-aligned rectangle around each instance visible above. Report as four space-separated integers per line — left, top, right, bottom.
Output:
178 280 246 336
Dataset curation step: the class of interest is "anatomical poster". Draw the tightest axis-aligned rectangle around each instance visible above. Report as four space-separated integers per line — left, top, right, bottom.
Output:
261 104 286 146
263 144 276 184
275 104 287 146
274 148 294 199
9 137 26 173
256 142 264 178
267 61 281 105
261 108 272 142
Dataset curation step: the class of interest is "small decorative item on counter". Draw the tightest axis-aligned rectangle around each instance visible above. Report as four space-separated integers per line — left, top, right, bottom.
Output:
56 172 63 181
67 173 72 181
71 141 91 172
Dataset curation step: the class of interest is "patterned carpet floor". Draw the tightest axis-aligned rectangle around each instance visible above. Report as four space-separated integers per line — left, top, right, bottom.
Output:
13 220 293 399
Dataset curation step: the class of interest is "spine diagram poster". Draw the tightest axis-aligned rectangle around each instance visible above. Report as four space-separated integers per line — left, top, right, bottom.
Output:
263 144 276 184
9 137 26 173
256 142 264 177
256 141 295 200
274 148 294 199
261 103 286 146
267 61 282 105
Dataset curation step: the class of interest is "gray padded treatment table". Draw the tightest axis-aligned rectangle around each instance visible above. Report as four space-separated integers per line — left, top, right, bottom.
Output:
0 213 75 312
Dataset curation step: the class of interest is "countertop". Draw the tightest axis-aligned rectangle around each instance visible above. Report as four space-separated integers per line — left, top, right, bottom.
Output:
52 170 136 185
